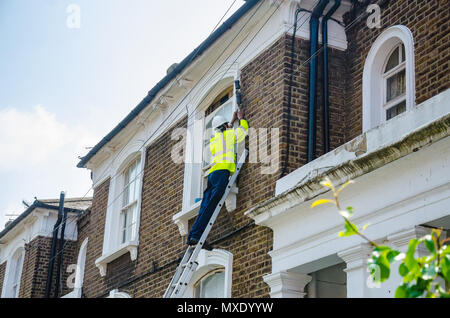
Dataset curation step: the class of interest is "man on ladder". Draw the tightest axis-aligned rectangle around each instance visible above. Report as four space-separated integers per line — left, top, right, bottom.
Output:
186 108 249 250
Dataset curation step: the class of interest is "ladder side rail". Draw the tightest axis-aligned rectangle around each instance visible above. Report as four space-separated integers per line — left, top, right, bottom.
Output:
163 247 194 298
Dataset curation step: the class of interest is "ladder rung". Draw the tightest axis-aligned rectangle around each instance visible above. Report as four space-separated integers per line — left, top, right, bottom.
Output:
181 261 198 268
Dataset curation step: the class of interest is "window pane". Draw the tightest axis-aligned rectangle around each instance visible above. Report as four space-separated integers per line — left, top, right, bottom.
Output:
385 47 399 73
120 211 127 244
386 69 406 102
122 158 141 207
198 272 225 298
386 101 406 120
401 43 406 62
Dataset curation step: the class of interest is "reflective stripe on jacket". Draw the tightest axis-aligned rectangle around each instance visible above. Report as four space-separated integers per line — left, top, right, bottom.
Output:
209 119 249 175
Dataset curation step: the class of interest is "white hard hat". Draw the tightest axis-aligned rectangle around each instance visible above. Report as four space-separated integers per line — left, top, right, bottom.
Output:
212 115 228 129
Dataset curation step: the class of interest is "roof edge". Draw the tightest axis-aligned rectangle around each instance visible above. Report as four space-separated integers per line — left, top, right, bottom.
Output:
0 200 86 240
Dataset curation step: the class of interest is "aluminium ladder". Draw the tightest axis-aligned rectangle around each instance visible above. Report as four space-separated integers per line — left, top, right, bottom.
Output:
163 148 248 298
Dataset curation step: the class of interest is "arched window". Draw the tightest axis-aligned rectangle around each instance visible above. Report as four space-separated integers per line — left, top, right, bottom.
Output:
194 269 225 298
362 25 415 131
383 43 406 120
2 247 25 298
185 249 233 298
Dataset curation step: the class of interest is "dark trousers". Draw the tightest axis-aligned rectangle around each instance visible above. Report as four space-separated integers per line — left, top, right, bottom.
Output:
187 170 230 243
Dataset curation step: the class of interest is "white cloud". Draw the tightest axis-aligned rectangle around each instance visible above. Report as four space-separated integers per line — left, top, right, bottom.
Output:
0 105 98 229
0 105 96 169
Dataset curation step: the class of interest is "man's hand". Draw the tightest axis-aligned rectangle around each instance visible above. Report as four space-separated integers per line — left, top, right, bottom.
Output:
237 109 245 120
229 109 245 127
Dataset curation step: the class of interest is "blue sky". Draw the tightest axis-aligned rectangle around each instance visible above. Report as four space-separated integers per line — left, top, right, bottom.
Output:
0 0 244 227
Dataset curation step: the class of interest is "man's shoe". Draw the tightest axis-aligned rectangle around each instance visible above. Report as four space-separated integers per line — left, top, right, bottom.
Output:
201 241 213 251
187 238 213 251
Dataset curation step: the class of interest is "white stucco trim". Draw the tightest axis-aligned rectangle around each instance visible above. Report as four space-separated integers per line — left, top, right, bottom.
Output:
263 271 312 298
362 25 416 132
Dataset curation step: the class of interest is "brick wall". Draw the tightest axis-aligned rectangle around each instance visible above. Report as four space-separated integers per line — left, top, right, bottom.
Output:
60 209 91 297
82 178 110 297
81 117 189 298
344 0 450 141
11 235 77 298
0 261 5 296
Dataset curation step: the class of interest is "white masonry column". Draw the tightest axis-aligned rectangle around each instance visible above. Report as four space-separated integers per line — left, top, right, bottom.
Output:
338 243 373 298
263 271 312 298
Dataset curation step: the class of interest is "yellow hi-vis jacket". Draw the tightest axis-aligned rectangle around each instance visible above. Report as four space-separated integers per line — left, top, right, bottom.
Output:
209 119 249 175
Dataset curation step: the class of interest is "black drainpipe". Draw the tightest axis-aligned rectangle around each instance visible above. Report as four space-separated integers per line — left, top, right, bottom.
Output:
45 191 65 298
322 0 341 154
307 0 329 163
281 7 309 178
54 194 69 298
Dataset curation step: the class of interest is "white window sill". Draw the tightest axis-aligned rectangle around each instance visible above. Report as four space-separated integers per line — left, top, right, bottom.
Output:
95 240 139 277
173 185 239 236
173 201 201 236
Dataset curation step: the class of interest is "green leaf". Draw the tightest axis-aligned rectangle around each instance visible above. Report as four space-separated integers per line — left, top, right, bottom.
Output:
311 199 334 208
440 244 450 256
395 284 408 298
369 248 392 283
346 206 354 218
340 221 358 237
399 263 409 277
386 249 401 263
423 235 436 255
407 284 425 298
437 285 450 298
405 239 421 274
441 254 450 282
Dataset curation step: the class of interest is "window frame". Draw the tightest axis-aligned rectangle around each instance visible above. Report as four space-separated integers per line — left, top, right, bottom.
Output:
362 25 416 132
381 43 407 122
119 155 141 245
96 147 145 277
193 268 226 298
